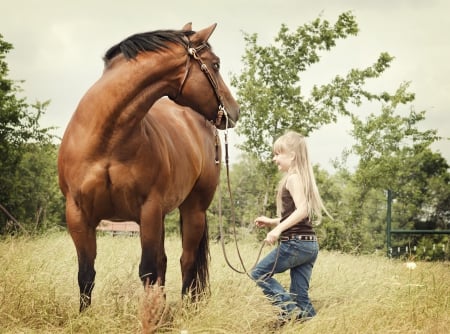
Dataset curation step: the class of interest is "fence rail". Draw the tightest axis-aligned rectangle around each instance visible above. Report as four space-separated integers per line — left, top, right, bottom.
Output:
386 189 450 257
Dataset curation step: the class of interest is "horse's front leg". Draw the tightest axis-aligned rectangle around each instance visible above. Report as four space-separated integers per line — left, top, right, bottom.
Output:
139 201 167 287
66 195 97 312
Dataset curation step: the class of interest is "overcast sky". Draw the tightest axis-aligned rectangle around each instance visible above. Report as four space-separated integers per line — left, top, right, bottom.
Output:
2 0 449 171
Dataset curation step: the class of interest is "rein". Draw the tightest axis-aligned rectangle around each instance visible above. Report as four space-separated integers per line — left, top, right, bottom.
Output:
176 41 280 279
216 115 280 279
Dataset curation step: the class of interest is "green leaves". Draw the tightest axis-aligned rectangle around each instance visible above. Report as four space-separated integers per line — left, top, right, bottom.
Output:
351 81 440 190
311 52 395 117
0 34 60 233
232 12 393 165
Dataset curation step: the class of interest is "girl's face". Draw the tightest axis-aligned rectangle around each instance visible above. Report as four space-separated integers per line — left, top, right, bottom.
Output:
272 150 294 172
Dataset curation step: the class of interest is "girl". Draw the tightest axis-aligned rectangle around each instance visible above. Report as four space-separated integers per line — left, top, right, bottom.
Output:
251 131 331 322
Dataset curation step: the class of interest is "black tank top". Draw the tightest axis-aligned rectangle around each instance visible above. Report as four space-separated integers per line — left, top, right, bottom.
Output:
280 184 315 237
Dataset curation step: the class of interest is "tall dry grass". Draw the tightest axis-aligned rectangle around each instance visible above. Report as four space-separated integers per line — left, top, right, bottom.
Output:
0 232 449 333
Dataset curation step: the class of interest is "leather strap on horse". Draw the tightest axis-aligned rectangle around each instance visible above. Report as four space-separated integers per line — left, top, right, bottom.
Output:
175 43 227 127
187 45 229 127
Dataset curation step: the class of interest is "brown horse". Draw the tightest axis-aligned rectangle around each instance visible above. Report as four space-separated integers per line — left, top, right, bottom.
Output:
57 23 239 311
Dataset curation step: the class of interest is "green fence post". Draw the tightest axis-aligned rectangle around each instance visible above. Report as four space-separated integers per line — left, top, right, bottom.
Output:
386 189 392 257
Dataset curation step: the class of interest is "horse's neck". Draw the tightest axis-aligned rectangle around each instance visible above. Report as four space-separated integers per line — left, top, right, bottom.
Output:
103 53 182 124
81 51 185 144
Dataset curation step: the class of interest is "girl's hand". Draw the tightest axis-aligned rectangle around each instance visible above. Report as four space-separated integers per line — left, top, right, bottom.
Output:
265 229 281 245
254 216 273 228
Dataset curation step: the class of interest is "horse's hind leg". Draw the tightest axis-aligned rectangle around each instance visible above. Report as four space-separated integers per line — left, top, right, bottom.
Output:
178 203 209 300
66 195 97 312
139 201 167 288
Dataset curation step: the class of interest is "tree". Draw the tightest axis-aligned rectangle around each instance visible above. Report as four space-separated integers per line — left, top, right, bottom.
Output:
10 142 65 232
0 34 59 233
231 11 394 166
345 82 448 254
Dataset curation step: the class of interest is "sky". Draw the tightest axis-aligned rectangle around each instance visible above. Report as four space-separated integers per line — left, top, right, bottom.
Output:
2 0 449 171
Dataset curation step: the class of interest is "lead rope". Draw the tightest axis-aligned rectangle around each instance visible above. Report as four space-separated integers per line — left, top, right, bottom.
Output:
217 115 280 279
186 45 280 278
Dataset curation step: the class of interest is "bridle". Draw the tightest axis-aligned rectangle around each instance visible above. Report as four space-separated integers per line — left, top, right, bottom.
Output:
176 43 229 128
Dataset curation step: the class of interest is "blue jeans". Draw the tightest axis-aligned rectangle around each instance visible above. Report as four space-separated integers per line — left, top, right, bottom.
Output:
250 240 319 318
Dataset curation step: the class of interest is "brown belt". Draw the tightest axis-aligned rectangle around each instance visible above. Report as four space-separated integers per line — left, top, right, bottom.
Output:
280 234 317 242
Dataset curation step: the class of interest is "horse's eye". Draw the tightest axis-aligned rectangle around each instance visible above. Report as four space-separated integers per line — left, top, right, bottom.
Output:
213 62 220 71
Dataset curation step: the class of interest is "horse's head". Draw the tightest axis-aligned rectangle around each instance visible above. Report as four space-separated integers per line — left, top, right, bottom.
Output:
174 24 240 130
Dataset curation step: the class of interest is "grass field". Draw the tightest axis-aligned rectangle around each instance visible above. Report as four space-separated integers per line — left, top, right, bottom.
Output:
1 232 449 333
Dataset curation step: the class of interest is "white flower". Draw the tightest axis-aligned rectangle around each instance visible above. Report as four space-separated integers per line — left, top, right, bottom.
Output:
405 262 417 270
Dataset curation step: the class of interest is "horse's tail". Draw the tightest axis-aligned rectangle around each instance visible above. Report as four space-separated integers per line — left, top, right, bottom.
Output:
196 217 210 296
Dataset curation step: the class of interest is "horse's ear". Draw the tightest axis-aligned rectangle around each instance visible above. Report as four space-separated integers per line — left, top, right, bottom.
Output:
190 23 217 44
182 22 192 31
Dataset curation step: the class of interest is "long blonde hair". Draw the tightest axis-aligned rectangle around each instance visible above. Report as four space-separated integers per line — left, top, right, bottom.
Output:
273 131 331 224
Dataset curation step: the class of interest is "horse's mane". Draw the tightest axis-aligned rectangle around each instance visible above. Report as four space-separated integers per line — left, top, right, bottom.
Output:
103 29 195 64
